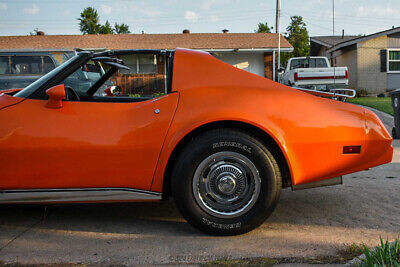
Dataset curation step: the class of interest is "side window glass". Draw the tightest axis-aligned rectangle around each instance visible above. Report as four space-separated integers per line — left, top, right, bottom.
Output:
7 56 56 75
316 58 328 68
62 52 75 63
309 59 316 68
11 56 41 74
43 56 56 72
290 59 308 69
0 56 9 74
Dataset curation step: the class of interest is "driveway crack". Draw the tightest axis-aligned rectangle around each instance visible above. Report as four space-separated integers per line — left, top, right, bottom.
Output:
0 220 41 253
0 207 50 253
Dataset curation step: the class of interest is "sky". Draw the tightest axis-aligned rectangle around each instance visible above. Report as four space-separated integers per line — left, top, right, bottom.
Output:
0 0 399 37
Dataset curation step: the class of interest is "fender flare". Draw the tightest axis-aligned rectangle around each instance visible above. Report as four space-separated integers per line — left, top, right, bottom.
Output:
154 120 293 197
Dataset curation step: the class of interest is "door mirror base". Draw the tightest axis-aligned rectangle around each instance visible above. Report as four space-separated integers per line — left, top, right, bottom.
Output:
46 84 66 109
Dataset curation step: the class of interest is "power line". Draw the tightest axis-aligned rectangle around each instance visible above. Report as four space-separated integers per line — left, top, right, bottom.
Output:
283 7 399 24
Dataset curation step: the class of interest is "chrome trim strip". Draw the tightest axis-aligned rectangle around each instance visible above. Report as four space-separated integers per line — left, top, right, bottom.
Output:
294 87 356 99
292 176 342 191
0 188 161 204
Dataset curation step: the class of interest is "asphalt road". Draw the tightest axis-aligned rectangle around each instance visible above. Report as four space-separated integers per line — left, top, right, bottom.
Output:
0 108 399 266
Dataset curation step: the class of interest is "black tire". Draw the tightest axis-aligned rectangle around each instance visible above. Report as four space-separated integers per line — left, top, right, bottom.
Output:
171 128 282 236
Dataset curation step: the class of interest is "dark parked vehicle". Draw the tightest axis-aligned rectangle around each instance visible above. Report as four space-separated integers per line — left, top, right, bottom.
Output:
0 50 74 90
0 50 109 92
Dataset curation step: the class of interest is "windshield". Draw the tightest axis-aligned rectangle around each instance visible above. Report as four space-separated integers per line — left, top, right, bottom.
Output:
62 60 107 95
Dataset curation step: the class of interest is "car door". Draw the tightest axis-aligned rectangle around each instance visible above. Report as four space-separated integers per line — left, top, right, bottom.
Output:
0 92 179 191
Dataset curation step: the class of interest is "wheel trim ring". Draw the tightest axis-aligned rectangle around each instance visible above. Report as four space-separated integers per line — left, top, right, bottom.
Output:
192 151 261 219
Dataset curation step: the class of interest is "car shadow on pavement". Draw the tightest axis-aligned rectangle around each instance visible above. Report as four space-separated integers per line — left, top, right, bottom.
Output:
1 163 399 237
268 167 400 233
0 201 202 237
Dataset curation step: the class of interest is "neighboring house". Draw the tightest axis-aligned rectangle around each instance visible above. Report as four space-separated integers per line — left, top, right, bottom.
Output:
310 27 400 94
0 30 293 82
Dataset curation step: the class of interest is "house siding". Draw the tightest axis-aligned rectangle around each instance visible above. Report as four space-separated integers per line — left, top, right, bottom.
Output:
388 74 400 90
319 46 328 57
388 32 400 48
213 52 266 77
357 35 388 94
335 47 357 89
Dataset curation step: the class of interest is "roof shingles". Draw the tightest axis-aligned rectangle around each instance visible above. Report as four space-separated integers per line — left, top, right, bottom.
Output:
310 36 359 47
0 33 292 50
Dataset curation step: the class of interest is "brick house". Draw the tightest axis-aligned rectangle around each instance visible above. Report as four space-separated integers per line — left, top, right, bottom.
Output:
0 31 292 83
310 27 400 94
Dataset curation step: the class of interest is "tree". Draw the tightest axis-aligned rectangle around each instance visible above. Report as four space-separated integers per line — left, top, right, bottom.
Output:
255 22 273 33
78 7 131 34
99 20 114 34
281 16 310 65
114 23 130 34
78 7 101 34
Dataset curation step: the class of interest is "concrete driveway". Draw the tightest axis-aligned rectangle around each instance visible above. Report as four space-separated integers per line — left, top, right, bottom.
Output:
0 108 399 265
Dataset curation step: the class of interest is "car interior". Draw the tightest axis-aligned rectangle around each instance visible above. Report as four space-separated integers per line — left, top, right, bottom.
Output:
62 53 170 103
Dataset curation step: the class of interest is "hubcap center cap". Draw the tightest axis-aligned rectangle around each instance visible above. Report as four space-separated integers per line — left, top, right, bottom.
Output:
217 175 237 194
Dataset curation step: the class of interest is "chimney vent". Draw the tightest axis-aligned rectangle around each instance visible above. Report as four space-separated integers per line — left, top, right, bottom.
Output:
342 29 344 38
182 29 190 34
222 29 229 33
36 31 45 36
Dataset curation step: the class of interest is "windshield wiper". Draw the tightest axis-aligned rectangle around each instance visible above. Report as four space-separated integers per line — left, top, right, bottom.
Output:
92 57 124 64
92 57 130 71
102 61 130 70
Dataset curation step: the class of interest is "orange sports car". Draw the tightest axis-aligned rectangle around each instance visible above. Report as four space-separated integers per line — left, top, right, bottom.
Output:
0 48 393 235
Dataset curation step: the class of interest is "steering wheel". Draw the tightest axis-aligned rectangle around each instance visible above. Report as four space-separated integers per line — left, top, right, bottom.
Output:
65 86 80 101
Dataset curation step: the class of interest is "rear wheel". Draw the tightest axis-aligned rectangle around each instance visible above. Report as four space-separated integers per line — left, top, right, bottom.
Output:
171 128 282 235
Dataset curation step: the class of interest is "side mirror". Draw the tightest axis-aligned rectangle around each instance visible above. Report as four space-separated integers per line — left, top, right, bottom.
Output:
45 84 65 109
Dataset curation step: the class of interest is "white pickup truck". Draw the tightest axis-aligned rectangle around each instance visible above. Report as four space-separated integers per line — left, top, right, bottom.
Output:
280 56 348 88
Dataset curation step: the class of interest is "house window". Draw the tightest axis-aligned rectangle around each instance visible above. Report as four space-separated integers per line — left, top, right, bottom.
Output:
118 54 158 74
388 50 400 73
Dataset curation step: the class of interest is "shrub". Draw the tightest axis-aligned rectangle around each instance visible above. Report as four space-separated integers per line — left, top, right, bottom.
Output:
152 92 166 97
359 238 400 266
356 89 368 97
377 93 386 98
128 93 142 98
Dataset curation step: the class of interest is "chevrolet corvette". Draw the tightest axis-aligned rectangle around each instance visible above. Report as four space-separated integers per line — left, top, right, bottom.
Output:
0 48 393 235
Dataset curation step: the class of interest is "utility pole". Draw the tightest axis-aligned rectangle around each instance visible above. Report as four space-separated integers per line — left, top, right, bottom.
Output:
276 0 281 82
332 0 335 66
332 0 336 89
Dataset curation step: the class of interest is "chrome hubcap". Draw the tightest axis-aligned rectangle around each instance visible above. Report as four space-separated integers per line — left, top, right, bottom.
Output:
192 151 261 218
217 175 237 195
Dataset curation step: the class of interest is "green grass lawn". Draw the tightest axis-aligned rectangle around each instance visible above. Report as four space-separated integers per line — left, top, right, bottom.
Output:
347 97 394 115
